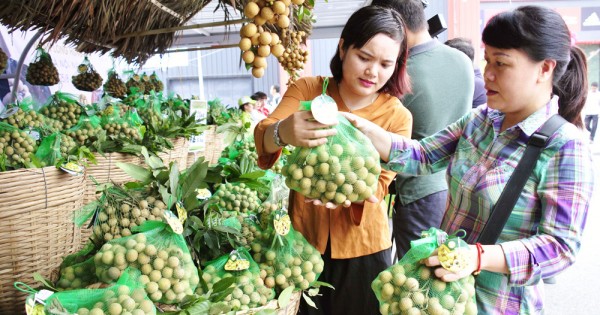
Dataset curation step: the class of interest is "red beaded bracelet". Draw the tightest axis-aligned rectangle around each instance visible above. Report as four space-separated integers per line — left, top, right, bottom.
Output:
473 242 485 276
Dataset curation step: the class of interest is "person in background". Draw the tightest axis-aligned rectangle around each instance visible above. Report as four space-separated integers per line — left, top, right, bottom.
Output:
2 79 31 105
239 96 266 129
269 84 281 111
251 91 270 116
445 37 487 108
254 6 412 314
371 0 473 260
343 6 593 314
583 81 599 142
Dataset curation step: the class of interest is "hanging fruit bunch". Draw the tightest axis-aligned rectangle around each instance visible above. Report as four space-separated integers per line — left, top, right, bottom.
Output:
26 47 60 86
240 0 313 81
150 72 164 92
72 56 103 91
126 73 146 95
0 48 7 74
141 73 155 94
104 70 128 99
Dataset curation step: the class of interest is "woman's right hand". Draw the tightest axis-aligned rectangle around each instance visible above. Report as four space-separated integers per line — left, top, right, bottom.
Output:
279 111 338 148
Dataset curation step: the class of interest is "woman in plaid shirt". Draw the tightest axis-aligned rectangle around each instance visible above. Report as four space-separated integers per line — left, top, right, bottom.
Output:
343 6 594 314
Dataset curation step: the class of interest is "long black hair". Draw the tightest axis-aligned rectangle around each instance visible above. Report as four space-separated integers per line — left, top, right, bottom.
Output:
482 6 587 128
329 5 410 98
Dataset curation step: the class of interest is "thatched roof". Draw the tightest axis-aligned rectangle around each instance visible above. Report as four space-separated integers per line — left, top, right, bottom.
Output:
0 0 243 64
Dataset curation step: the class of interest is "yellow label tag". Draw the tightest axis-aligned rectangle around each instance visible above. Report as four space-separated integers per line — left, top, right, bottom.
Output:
176 202 187 225
196 188 212 200
274 213 291 236
60 162 84 176
163 210 183 234
224 252 250 271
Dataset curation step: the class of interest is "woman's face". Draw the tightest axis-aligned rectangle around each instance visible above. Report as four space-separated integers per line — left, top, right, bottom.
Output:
483 45 550 116
339 34 400 98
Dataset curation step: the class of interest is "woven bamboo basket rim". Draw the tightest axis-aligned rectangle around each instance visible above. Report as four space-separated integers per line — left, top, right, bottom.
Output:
0 166 86 215
202 125 227 165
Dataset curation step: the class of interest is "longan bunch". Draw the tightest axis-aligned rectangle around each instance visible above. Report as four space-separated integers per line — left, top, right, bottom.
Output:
65 121 102 146
126 74 145 95
278 28 309 82
26 51 60 86
59 133 77 158
137 106 163 126
141 73 155 94
211 182 261 213
197 266 275 311
150 73 164 92
3 108 44 129
0 129 37 167
102 121 142 142
45 117 65 131
94 234 199 304
55 259 96 290
40 98 83 129
70 285 156 315
92 195 167 243
221 139 258 167
72 61 103 91
0 48 7 74
104 72 127 99
372 264 477 315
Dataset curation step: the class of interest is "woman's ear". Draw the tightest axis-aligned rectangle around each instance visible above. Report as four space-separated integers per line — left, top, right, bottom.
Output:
538 59 557 84
338 39 345 60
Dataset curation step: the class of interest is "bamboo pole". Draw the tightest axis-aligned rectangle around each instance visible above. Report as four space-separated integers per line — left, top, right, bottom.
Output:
115 18 250 39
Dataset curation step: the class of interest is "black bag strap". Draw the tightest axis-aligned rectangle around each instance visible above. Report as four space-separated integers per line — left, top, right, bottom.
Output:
477 114 567 245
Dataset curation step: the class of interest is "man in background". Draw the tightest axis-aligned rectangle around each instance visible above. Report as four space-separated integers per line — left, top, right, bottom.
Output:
584 82 600 142
371 0 474 259
251 91 270 116
445 37 487 108
269 84 281 112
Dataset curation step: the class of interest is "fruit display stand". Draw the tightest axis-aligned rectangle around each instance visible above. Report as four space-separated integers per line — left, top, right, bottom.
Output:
0 166 85 314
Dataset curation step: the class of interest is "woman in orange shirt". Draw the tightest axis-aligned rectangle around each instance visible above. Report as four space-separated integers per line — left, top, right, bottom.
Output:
254 6 412 315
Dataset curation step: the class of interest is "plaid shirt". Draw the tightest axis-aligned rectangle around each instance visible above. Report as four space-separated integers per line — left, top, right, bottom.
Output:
386 97 594 314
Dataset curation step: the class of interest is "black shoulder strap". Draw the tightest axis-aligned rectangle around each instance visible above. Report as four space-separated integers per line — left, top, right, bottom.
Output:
477 114 568 245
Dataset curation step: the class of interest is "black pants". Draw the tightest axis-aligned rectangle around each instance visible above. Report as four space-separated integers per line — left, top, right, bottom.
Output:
584 115 598 141
298 242 391 315
392 191 447 260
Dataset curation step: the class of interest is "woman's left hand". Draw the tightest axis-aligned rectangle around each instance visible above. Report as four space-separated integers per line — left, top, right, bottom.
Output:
422 246 478 282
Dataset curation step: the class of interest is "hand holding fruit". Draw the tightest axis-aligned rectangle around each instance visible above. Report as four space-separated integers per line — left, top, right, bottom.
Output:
422 245 478 282
278 111 337 148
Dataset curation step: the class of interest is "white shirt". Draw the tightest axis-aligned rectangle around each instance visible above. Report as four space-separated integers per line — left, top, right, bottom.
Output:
583 90 600 116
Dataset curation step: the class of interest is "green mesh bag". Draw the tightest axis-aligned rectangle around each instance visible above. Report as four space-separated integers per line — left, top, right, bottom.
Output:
249 208 324 292
210 182 261 213
0 121 38 169
45 268 156 315
372 228 477 315
34 132 77 167
55 241 99 290
283 88 381 205
65 115 102 146
197 248 275 311
258 175 289 230
93 220 199 304
26 48 59 86
40 92 84 130
72 56 103 92
1 98 45 130
100 105 142 142
103 69 127 99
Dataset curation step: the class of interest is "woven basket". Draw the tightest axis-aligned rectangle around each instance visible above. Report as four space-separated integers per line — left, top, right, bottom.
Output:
238 291 302 315
156 137 190 170
84 152 143 204
0 167 85 314
201 125 227 165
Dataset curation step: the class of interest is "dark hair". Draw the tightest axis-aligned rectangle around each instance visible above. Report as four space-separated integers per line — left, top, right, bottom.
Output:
271 85 280 93
482 6 588 128
251 91 267 100
371 0 428 32
445 37 475 62
330 6 410 98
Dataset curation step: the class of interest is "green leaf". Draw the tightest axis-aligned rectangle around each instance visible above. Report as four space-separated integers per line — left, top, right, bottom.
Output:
312 281 335 290
212 287 235 302
33 272 57 291
186 300 211 314
302 292 318 309
308 287 320 297
116 163 152 182
169 162 180 196
180 158 209 201
255 310 277 315
278 285 295 308
212 277 236 293
124 182 145 189
239 170 266 180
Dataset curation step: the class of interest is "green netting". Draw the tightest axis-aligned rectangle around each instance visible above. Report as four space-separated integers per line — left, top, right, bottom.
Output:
372 228 477 315
35 132 61 167
258 175 289 230
103 70 127 99
40 92 84 130
0 122 38 169
45 268 156 315
93 220 199 304
65 115 102 146
72 56 103 92
197 248 275 311
26 48 59 86
210 182 261 213
99 105 142 142
283 100 381 206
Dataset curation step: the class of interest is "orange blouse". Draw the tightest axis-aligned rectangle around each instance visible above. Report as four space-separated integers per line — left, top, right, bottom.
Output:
254 76 412 258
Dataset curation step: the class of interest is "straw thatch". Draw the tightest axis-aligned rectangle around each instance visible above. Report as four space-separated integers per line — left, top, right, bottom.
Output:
0 0 242 64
